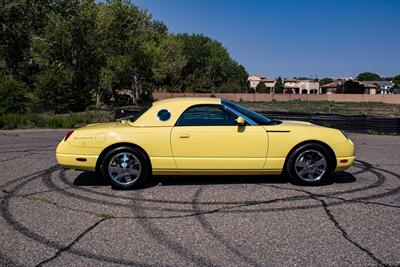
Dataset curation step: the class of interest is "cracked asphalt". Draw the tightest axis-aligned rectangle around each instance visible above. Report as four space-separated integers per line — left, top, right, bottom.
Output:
0 129 399 267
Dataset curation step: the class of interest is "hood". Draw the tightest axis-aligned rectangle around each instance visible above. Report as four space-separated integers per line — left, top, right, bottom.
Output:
279 120 316 126
263 120 325 132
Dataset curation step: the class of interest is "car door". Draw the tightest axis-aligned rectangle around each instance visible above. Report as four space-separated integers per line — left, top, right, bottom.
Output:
170 104 268 170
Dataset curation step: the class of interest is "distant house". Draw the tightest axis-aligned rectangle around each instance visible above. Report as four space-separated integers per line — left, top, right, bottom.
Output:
247 75 276 93
363 81 394 94
283 79 319 94
320 80 378 94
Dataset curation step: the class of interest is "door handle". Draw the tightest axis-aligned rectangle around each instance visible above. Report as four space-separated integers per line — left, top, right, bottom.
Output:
178 134 190 139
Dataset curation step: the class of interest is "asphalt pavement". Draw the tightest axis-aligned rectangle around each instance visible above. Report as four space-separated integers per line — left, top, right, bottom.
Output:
0 129 399 267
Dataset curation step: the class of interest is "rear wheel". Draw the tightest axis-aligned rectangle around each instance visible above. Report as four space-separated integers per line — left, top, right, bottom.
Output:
101 146 149 189
286 143 334 185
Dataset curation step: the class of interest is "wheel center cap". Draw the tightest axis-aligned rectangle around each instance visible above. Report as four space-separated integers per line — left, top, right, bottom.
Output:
121 162 128 169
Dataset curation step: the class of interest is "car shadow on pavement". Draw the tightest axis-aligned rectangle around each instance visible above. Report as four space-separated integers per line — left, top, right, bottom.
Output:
156 171 356 186
72 171 356 188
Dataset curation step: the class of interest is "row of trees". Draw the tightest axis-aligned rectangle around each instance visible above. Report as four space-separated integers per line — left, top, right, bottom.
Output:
0 0 248 114
320 72 400 86
255 77 284 93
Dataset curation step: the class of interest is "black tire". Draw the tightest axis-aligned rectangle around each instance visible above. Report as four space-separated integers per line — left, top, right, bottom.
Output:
286 143 334 185
101 146 150 189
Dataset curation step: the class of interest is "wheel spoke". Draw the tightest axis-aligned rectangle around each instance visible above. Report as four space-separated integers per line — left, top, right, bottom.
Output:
296 161 308 168
298 167 309 176
313 158 326 168
294 149 327 182
109 166 123 174
115 172 126 181
125 175 132 182
108 152 142 186
308 170 315 180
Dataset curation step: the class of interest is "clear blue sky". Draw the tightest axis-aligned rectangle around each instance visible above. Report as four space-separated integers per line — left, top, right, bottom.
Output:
134 0 400 78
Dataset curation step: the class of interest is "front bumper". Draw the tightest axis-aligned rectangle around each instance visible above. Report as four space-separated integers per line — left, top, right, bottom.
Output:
335 156 355 171
334 138 355 172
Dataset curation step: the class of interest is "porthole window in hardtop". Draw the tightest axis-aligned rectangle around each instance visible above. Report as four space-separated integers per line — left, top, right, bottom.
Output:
157 109 171 121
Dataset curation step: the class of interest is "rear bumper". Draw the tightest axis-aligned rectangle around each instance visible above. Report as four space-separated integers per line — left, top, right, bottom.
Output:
56 153 98 171
55 139 100 171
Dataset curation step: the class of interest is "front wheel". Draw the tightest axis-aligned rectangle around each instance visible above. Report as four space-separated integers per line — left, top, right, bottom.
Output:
286 143 334 185
101 146 150 189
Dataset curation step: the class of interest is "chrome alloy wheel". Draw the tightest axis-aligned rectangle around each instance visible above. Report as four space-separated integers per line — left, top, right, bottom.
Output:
108 152 142 186
294 149 327 182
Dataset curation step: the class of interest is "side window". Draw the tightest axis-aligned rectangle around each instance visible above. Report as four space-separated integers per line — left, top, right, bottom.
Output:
176 105 238 126
157 109 171 121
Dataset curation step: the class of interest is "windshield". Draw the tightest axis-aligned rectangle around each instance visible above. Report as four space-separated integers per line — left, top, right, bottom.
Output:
222 100 272 125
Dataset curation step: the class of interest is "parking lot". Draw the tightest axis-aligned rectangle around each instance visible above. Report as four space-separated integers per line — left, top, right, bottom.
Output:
0 130 399 267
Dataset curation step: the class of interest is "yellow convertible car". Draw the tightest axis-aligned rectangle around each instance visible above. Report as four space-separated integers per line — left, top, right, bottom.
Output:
56 98 355 189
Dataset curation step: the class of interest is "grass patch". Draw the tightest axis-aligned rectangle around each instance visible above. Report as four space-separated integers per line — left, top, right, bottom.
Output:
241 100 400 117
30 196 51 203
96 212 114 219
0 111 111 129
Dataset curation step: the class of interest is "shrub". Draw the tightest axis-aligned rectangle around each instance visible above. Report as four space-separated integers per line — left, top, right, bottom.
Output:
0 111 110 129
34 67 74 113
0 78 30 114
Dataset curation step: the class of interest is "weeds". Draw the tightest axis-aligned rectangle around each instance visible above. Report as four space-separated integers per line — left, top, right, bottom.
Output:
0 111 110 129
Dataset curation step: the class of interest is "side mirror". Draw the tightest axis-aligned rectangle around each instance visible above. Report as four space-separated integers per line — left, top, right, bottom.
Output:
235 116 246 126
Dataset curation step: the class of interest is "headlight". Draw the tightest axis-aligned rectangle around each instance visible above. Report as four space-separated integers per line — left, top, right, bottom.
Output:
340 130 349 139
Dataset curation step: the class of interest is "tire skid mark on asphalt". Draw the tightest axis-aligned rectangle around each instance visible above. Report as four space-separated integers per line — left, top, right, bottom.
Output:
316 195 390 267
2 186 74 199
0 169 161 266
130 190 220 267
55 162 398 215
51 170 198 214
0 145 55 154
0 250 24 267
191 162 399 267
0 165 59 191
56 160 384 207
4 160 397 218
1 160 399 266
273 186 390 267
41 169 313 219
191 187 262 267
258 160 400 267
0 132 19 137
266 184 400 209
34 218 108 267
0 152 48 164
27 161 396 220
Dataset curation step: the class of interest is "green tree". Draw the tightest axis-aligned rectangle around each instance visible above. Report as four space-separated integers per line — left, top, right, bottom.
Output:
356 72 381 81
392 75 400 85
319 77 333 86
0 77 29 114
255 81 267 93
95 0 166 104
176 34 248 93
274 77 284 93
336 80 365 94
153 35 187 92
0 0 249 112
34 67 73 113
32 0 99 111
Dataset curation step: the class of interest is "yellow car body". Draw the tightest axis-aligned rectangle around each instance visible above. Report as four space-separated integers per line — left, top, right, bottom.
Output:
56 97 355 181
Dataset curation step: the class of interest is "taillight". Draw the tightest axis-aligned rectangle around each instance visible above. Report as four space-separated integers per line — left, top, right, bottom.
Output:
64 130 74 141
